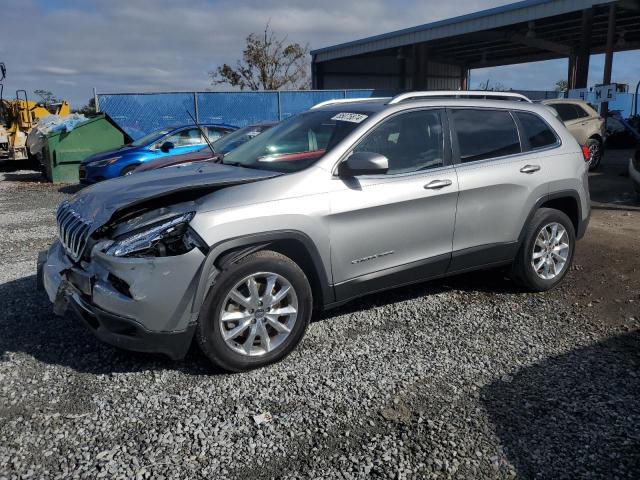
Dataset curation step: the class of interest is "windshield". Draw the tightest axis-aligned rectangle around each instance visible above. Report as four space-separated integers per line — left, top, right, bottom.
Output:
212 124 273 154
222 110 372 172
130 128 172 147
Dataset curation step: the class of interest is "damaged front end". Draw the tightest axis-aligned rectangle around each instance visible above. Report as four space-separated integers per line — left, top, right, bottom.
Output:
37 163 280 359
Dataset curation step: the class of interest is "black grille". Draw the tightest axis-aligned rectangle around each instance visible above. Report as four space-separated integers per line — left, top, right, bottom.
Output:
56 202 91 261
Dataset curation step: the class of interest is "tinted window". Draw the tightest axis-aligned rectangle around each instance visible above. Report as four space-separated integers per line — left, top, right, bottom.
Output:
574 104 590 118
451 109 521 162
207 127 231 142
550 103 579 122
212 124 273 154
515 112 558 150
163 128 204 147
354 109 444 174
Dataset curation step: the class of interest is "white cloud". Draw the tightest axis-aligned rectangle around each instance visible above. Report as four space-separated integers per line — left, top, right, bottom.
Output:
35 66 79 75
0 0 637 107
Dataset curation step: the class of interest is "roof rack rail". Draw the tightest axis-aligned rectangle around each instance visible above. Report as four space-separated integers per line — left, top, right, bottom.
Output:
310 97 391 110
388 90 532 104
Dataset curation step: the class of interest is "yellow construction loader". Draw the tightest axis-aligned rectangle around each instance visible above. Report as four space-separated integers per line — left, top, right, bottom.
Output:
0 85 70 161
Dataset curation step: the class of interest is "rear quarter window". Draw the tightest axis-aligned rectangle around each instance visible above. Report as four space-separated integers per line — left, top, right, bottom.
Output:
514 112 558 150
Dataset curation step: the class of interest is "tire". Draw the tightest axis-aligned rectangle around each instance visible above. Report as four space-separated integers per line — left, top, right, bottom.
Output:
586 137 602 171
120 165 138 176
511 208 576 292
196 250 312 372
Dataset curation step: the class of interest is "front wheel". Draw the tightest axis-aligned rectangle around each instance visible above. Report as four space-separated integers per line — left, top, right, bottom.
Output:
511 208 576 292
196 250 312 372
120 165 138 176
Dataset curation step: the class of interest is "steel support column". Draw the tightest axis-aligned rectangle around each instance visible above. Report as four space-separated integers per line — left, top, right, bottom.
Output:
460 67 469 90
574 8 593 88
601 3 617 119
567 53 577 90
412 44 428 90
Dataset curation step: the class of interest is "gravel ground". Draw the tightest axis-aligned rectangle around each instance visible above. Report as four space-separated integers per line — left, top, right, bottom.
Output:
1 158 639 480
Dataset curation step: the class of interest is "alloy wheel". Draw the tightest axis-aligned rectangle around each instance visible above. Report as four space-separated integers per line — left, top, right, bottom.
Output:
588 142 601 168
531 222 570 280
219 272 298 356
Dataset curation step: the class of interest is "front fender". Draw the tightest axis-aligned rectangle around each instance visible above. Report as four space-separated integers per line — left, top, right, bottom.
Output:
190 230 334 317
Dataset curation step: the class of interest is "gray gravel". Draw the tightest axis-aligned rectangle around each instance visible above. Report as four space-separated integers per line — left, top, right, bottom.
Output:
1 164 638 480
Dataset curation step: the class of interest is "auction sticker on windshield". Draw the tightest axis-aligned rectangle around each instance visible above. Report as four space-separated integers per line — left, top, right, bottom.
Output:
331 113 368 123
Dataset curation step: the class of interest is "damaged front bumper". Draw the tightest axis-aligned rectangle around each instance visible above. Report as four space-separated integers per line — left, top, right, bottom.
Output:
38 240 206 360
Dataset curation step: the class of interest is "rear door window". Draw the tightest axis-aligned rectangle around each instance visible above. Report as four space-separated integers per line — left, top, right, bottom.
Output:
450 109 521 163
163 128 204 147
549 103 579 122
514 112 558 150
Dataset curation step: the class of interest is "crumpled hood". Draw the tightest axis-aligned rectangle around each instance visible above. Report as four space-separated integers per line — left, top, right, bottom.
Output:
81 145 137 164
63 162 281 233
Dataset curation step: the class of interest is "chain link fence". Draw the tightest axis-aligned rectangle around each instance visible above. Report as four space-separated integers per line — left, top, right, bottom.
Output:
96 90 394 139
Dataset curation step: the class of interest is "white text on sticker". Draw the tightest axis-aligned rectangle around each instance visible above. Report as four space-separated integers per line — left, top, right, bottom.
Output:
331 113 368 123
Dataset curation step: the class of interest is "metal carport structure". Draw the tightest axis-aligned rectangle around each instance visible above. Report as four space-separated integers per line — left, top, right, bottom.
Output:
311 0 640 108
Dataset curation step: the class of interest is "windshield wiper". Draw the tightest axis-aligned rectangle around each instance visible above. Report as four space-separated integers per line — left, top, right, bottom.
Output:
222 160 244 167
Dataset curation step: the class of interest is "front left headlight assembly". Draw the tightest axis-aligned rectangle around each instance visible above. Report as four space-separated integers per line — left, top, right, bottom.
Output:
87 156 121 167
105 212 202 258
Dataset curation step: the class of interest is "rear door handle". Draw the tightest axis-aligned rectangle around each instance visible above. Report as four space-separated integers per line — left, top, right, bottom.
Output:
520 164 541 174
424 179 452 189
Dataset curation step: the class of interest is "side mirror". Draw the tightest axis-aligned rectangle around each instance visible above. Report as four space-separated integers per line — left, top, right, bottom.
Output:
160 141 174 153
338 151 389 177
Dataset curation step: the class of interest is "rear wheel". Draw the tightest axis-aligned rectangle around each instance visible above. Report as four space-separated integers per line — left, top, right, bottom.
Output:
511 208 575 291
586 137 602 171
196 250 312 372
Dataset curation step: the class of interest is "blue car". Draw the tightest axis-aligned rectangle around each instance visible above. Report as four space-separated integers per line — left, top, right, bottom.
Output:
79 124 236 184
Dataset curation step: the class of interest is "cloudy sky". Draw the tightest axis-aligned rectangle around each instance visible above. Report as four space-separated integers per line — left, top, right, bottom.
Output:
1 0 638 108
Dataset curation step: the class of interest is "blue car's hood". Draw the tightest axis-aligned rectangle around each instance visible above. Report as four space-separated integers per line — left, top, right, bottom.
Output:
82 145 138 164
62 162 281 232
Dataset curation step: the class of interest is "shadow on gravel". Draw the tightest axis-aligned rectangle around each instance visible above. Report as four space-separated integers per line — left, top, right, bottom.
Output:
58 184 84 194
2 172 46 183
0 160 37 173
482 331 640 479
0 275 219 376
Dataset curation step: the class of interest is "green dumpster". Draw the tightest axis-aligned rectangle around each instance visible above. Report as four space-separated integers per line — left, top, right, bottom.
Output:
43 114 132 183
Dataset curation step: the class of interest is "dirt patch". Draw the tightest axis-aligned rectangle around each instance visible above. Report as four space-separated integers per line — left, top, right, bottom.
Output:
560 208 640 328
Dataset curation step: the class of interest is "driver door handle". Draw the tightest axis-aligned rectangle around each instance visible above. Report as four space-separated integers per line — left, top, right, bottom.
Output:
520 164 541 174
424 179 452 189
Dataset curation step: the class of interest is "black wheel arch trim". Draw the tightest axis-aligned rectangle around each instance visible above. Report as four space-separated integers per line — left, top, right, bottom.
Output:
191 230 334 316
518 189 588 244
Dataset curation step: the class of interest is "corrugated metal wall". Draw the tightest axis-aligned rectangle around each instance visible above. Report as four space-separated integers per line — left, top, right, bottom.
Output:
424 61 463 90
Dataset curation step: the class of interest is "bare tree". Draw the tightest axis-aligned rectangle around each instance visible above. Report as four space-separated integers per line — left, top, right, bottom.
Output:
555 79 568 92
33 89 59 105
478 79 508 91
210 24 309 90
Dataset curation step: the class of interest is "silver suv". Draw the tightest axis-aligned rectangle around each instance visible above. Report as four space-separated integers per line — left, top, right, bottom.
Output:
39 92 591 371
